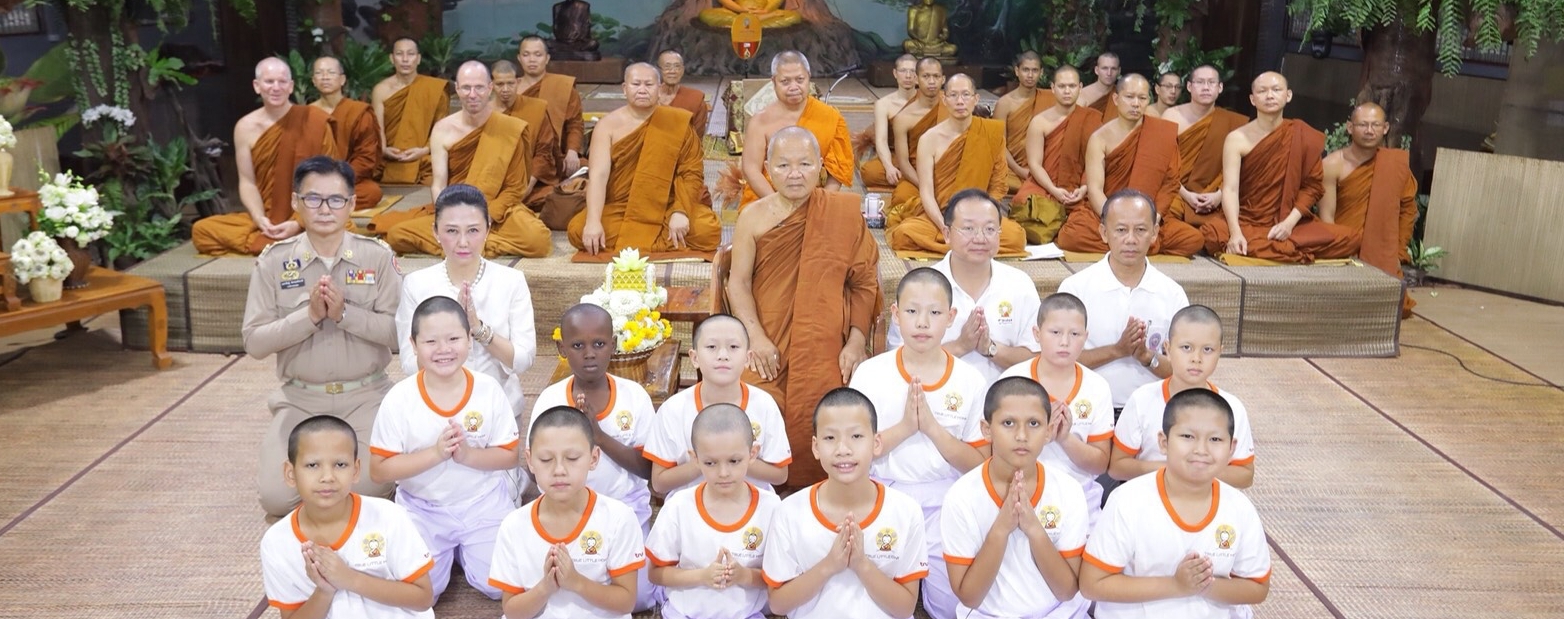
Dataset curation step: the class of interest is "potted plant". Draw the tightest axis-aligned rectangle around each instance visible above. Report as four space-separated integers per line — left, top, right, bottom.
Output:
37 169 117 289
1405 239 1449 287
10 231 72 303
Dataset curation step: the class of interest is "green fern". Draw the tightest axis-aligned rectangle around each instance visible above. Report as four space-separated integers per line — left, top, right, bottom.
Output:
1291 0 1564 76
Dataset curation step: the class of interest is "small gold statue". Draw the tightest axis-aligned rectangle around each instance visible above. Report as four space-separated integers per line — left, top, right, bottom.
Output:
903 0 957 59
699 0 803 30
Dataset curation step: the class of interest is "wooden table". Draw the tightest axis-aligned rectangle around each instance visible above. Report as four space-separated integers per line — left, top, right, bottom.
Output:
0 189 41 312
660 285 715 324
550 339 681 405
0 267 173 369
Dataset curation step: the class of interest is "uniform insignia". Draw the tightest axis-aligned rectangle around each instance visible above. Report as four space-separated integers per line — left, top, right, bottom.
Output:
943 392 963 412
362 532 385 558
751 421 761 440
342 249 353 259
998 300 1013 319
283 258 301 271
1216 524 1236 550
1040 506 1061 529
346 269 376 285
580 530 603 555
615 410 633 432
463 411 484 433
742 526 764 551
1073 399 1092 420
281 270 305 289
875 528 898 552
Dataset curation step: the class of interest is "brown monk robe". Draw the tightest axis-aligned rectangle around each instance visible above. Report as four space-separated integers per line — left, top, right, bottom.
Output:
740 97 856 205
1012 101 1103 243
1329 148 1418 312
1058 112 1203 256
505 95 562 209
886 102 948 208
378 75 448 184
325 99 383 209
523 73 583 163
192 106 338 255
886 109 1027 255
859 98 916 188
665 86 709 135
567 106 720 255
1166 108 1247 227
1004 89 1057 189
858 55 919 189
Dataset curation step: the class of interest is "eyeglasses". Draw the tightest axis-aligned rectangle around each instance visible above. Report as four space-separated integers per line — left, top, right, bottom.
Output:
297 193 351 210
456 85 490 95
946 91 977 100
953 225 1000 238
312 70 341 77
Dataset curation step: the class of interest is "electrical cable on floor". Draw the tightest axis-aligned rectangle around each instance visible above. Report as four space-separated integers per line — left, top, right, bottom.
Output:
0 347 30 369
1401 343 1560 389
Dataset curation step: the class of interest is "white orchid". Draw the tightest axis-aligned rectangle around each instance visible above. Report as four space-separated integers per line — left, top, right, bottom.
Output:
81 104 136 129
0 116 16 150
35 170 117 245
10 231 72 284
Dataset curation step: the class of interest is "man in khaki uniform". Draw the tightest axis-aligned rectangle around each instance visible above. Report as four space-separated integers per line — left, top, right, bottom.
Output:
243 156 403 518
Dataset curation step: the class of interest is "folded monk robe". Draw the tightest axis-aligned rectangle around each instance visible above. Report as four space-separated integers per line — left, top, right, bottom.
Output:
385 113 552 258
1334 147 1418 312
1005 90 1056 191
666 86 710 136
505 94 561 210
1167 108 1247 228
884 102 947 209
744 189 881 488
740 97 854 206
1200 119 1361 262
328 98 383 209
192 106 338 255
1055 116 1203 256
886 117 1027 254
1012 106 1103 243
567 107 720 254
379 75 448 184
859 98 918 188
524 73 584 160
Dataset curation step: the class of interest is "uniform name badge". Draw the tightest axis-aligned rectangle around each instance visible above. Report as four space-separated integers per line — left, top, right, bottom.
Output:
280 269 304 289
346 269 376 285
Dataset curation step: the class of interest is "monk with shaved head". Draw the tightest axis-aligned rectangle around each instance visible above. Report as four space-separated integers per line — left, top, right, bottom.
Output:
310 56 382 212
1161 65 1249 229
491 59 561 212
371 37 448 185
1079 52 1121 114
1319 101 1416 315
740 51 854 205
1012 65 1104 243
1201 72 1360 263
517 36 585 178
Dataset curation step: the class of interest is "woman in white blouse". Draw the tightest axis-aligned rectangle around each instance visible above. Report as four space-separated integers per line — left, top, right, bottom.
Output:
395 184 537 422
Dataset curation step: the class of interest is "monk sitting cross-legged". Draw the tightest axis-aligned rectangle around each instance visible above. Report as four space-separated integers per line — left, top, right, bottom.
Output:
309 56 382 211
740 50 854 206
859 53 918 189
657 49 709 135
990 50 1056 191
1162 64 1248 229
1012 65 1102 244
886 57 947 197
192 58 339 255
382 61 551 258
491 59 560 212
727 126 881 488
518 36 585 178
370 38 448 185
1201 72 1360 263
886 73 1027 254
1319 102 1417 315
569 63 720 257
1060 74 1202 256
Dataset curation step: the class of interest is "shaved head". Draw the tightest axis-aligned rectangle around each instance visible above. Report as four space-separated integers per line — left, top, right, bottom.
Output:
768 124 821 157
256 57 290 79
1038 292 1088 326
1170 304 1223 340
1351 101 1386 122
624 62 659 82
1252 71 1288 91
766 125 822 200
561 303 613 336
456 60 489 81
770 50 811 76
1116 73 1149 94
691 403 754 449
946 73 976 92
491 59 518 76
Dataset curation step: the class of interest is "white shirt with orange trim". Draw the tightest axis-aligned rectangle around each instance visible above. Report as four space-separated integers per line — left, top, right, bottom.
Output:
370 369 519 506
1083 469 1271 619
1057 256 1189 407
260 494 435 618
643 382 793 495
1113 379 1256 468
887 255 1043 382
849 348 988 485
531 375 656 511
760 482 930 619
940 460 1089 619
998 360 1116 487
488 489 647 619
645 483 780 619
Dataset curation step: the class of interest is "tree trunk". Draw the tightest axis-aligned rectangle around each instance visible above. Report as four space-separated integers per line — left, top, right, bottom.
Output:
1154 0 1210 65
377 0 443 46
304 0 347 55
60 2 152 144
1356 17 1435 175
648 0 861 75
1493 40 1564 162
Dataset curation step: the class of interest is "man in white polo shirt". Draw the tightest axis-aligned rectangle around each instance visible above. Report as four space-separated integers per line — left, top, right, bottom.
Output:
1058 188 1187 409
888 188 1041 383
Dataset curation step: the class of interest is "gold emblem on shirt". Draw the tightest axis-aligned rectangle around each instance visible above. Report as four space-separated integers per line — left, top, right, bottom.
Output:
581 530 603 555
1073 400 1092 420
875 527 898 552
742 526 764 551
615 410 633 432
943 392 963 412
463 411 484 433
998 300 1013 319
1216 524 1236 550
1039 506 1061 530
750 421 761 440
362 532 385 558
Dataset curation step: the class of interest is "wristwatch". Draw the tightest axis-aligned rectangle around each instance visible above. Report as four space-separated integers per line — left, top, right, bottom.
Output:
982 342 998 358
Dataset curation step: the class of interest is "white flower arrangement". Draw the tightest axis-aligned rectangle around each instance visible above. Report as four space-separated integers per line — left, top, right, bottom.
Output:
37 170 117 246
0 116 15 150
561 249 673 355
9 231 73 284
81 104 136 128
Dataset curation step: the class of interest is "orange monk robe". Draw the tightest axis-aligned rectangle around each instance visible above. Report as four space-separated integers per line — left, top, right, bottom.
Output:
326 99 383 209
192 105 338 255
1167 108 1248 228
379 75 448 184
505 94 562 210
859 98 918 189
1199 119 1361 262
666 86 710 136
523 73 584 158
886 102 948 208
885 117 1027 254
1011 107 1103 243
1333 147 1418 313
385 113 552 258
567 107 720 254
1005 90 1057 191
1055 117 1203 256
740 97 854 206
744 189 881 488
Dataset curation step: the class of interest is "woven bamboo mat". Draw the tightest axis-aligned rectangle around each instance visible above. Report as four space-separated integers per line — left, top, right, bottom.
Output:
1220 262 1403 357
122 242 211 351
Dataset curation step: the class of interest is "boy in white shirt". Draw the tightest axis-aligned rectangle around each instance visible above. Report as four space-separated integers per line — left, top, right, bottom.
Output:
848 267 988 619
1081 388 1271 618
644 314 791 495
1109 305 1255 489
763 388 929 619
646 404 781 619
490 406 646 619
999 292 1115 525
942 377 1090 619
260 415 436 618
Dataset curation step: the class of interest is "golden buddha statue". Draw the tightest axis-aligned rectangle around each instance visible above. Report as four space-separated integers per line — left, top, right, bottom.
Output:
698 0 803 30
903 0 957 58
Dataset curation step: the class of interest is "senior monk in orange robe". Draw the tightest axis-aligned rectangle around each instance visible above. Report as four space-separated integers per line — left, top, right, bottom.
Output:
859 54 918 189
492 59 561 211
727 126 880 489
570 63 720 256
657 50 709 134
371 38 448 185
192 58 338 255
740 50 854 206
518 36 585 177
1162 64 1248 228
886 74 1027 254
1320 102 1417 315
1012 65 1102 243
382 61 551 257
1079 52 1120 114
310 56 381 210
1202 72 1360 262
1062 74 1202 256
991 51 1056 190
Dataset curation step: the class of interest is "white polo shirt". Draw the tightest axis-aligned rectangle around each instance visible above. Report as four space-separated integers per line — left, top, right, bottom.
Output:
1113 379 1256 469
531 376 656 515
888 255 1042 383
848 348 989 485
997 360 1117 485
643 382 793 495
1057 256 1189 407
261 494 435 618
645 483 780 619
369 368 519 506
488 490 646 619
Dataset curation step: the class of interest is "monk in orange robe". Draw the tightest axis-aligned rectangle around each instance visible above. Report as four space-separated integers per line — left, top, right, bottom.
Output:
193 58 339 255
1320 102 1417 315
991 51 1056 190
887 74 1027 254
492 60 561 210
740 51 854 206
383 62 551 257
518 36 585 177
310 56 382 210
371 38 448 185
1202 72 1360 262
727 126 880 489
1078 52 1119 113
1163 65 1248 228
1063 75 1202 256
859 54 918 189
1013 66 1103 243
657 50 709 134
570 63 720 256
